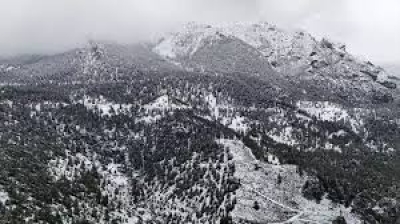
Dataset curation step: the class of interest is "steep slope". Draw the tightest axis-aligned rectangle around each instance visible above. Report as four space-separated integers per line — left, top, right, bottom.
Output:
154 22 397 105
0 42 179 85
220 139 361 224
0 22 399 224
383 64 400 101
85 42 180 73
0 71 398 223
222 22 397 104
0 50 80 84
220 22 395 87
154 23 275 76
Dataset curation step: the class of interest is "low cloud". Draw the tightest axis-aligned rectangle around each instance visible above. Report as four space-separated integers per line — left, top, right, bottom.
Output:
0 0 399 63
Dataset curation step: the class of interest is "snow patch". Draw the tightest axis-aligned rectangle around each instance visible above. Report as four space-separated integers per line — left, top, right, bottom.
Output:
218 139 361 224
48 152 95 181
204 93 252 134
153 23 223 59
297 101 349 122
0 100 13 108
75 95 134 116
297 101 365 133
136 114 163 124
0 186 9 205
268 126 299 146
221 116 249 134
106 163 129 186
143 95 189 111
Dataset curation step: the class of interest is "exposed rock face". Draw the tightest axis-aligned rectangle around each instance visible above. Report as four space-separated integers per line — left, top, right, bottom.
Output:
153 22 396 105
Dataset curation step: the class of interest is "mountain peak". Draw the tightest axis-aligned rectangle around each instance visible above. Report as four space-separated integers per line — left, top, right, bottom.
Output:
151 21 397 104
153 22 229 59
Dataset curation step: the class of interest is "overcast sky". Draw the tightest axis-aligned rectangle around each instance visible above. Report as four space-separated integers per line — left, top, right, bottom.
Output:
0 0 399 64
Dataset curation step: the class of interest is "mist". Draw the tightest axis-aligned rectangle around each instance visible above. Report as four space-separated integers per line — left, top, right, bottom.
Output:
0 0 399 63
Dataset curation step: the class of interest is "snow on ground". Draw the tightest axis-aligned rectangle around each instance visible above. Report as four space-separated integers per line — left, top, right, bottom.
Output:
204 93 252 134
297 101 350 122
204 92 226 120
0 100 13 108
48 152 96 181
136 114 163 124
143 95 189 111
219 22 316 69
297 101 365 133
153 22 223 59
48 152 135 223
228 116 249 134
106 163 129 187
153 21 316 73
218 115 250 134
218 139 362 224
295 112 312 121
0 65 18 72
268 126 299 146
137 95 190 123
74 94 190 124
76 95 134 116
48 151 130 189
153 37 178 59
0 185 9 205
323 142 343 153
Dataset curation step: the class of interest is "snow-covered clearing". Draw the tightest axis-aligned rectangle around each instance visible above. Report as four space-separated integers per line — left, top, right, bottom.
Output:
218 139 361 224
75 95 134 116
143 95 190 111
205 93 251 134
297 101 365 133
268 126 299 146
0 185 9 205
297 101 350 122
137 95 190 123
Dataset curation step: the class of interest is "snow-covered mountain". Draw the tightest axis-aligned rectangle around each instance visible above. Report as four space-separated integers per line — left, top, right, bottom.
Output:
154 23 277 77
155 22 392 81
154 22 396 104
0 22 399 224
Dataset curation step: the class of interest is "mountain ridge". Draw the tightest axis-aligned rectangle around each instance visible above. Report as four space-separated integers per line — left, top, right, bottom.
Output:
0 21 399 224
152 22 397 105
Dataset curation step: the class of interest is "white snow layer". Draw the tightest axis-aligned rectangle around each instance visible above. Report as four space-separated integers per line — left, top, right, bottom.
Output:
297 101 365 134
153 22 223 59
218 139 362 224
77 95 134 116
0 186 9 205
144 95 189 111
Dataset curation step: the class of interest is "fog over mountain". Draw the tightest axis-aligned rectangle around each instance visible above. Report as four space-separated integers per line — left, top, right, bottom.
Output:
1 0 399 63
385 64 400 77
0 1 400 224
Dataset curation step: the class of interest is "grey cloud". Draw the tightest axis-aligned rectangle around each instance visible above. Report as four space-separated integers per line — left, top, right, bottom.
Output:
0 0 399 63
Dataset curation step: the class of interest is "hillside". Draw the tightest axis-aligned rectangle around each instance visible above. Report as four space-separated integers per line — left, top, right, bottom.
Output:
0 22 399 224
